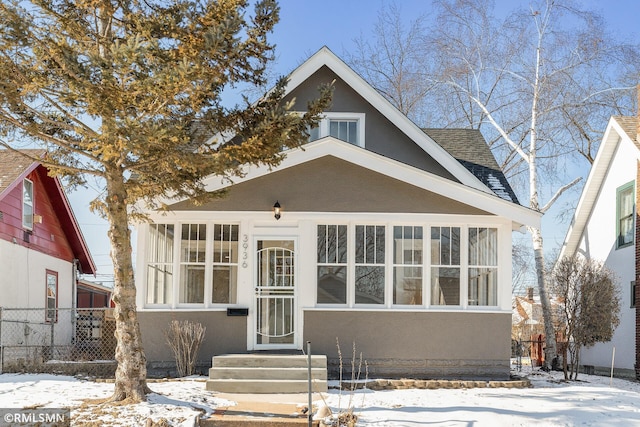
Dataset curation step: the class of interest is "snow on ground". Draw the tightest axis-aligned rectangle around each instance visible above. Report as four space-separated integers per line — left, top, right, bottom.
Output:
0 366 639 426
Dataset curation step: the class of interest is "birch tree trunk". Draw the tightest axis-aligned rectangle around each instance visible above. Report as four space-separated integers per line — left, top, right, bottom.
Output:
529 226 557 369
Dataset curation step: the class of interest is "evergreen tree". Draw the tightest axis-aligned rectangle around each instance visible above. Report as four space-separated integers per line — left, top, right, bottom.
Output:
0 0 331 402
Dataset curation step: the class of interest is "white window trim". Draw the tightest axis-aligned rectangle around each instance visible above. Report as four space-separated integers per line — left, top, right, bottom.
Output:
307 112 366 147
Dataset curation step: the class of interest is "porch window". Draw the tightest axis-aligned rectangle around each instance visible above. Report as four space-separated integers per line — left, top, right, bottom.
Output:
393 226 423 305
468 227 498 306
45 270 58 323
23 178 34 230
211 224 239 304
179 224 206 304
317 225 348 304
616 181 634 248
146 224 174 304
355 225 385 304
430 226 461 305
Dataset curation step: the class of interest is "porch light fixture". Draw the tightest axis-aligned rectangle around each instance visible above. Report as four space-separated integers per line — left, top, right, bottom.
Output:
273 201 281 220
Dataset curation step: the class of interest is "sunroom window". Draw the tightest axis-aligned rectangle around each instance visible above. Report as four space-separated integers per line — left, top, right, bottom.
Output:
430 227 461 306
211 224 239 304
179 224 206 304
315 223 500 309
355 225 385 304
317 225 348 304
146 224 174 305
393 226 423 305
468 227 498 306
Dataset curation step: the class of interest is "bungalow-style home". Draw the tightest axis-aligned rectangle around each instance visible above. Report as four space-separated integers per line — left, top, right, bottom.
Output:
558 115 639 379
134 47 541 380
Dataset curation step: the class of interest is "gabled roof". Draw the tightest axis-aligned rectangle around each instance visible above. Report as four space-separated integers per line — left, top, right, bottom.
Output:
282 47 498 197
0 149 96 275
559 116 640 259
196 138 540 230
423 128 519 204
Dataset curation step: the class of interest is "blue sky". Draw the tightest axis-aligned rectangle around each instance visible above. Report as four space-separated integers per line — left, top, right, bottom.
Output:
68 0 640 283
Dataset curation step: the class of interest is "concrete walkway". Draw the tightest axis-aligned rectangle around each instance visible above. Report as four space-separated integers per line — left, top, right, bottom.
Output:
201 392 324 426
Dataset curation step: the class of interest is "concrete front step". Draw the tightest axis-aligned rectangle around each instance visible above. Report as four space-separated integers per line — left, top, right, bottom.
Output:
209 366 327 381
206 378 327 393
206 354 328 393
212 354 327 368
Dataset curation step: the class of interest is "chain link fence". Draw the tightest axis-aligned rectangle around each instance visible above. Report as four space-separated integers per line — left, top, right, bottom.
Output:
0 307 117 377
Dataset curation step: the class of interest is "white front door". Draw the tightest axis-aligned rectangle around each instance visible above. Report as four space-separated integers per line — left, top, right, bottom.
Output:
254 238 297 349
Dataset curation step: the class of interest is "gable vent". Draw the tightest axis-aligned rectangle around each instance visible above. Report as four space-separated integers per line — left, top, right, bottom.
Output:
0 211 3 221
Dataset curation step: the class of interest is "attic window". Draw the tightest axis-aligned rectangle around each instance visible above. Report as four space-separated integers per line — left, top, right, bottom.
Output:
308 113 365 147
22 178 34 230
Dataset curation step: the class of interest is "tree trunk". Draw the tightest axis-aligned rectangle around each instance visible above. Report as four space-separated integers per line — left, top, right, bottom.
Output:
529 226 557 370
105 168 151 402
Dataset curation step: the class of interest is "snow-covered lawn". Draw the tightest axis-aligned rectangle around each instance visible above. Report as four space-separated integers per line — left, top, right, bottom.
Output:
0 367 639 426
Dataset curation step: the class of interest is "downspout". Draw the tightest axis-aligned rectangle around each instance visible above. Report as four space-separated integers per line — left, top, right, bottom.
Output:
72 259 78 342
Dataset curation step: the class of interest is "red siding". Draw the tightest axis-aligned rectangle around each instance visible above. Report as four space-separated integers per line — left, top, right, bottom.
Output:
0 167 74 262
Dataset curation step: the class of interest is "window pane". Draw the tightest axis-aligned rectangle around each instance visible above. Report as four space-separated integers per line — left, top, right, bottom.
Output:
355 266 385 304
180 265 205 303
348 121 357 144
431 267 460 305
212 266 237 304
431 227 460 266
308 125 320 142
182 224 206 262
394 266 422 305
451 227 460 264
431 227 441 264
147 264 173 304
468 267 497 306
355 225 365 263
317 266 347 304
213 224 238 263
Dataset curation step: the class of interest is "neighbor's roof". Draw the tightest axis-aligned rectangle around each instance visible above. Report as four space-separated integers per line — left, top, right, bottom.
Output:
0 149 96 275
559 116 640 260
423 128 519 204
0 149 45 196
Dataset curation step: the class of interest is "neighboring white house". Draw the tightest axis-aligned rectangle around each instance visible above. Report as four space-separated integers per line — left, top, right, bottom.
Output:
134 47 541 379
558 116 638 378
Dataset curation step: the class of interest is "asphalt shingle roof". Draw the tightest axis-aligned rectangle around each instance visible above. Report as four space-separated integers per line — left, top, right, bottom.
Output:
612 116 639 150
0 149 44 195
423 128 520 204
